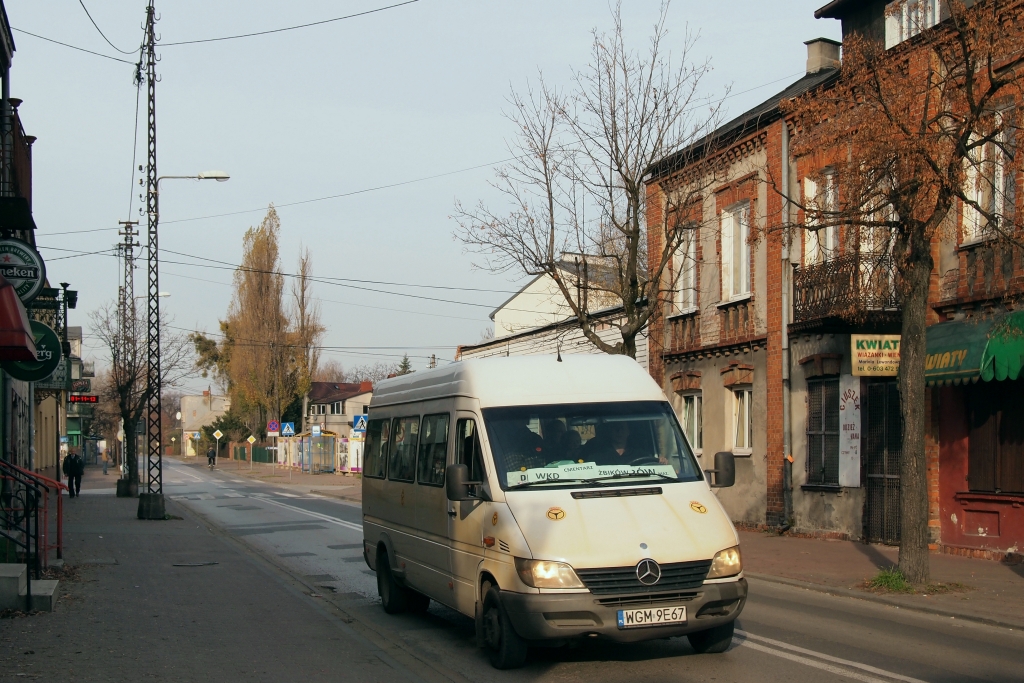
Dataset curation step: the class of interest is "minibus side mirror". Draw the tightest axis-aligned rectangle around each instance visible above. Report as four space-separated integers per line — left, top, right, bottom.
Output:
446 464 473 501
705 452 736 488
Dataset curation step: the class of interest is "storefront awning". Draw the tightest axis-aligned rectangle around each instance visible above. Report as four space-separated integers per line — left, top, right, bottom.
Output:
0 273 37 361
925 311 1024 386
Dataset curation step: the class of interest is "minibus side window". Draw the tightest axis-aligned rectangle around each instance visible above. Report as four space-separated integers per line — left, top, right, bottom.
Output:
363 418 390 479
388 416 420 482
456 418 486 483
417 413 450 486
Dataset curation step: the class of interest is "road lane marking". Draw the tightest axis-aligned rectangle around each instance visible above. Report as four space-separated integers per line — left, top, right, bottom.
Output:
736 630 929 683
254 496 362 533
167 465 204 482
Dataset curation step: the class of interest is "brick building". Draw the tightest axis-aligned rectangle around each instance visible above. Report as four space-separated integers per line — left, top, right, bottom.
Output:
646 0 1024 557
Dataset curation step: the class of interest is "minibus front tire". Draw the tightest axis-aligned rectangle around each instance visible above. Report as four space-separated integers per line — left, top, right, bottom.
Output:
376 547 409 614
482 586 529 669
687 620 734 654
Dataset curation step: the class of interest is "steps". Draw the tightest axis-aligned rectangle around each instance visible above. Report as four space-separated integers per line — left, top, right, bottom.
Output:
0 564 59 612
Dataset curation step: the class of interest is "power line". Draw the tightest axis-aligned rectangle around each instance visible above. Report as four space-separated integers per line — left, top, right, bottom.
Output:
161 248 519 294
161 157 517 225
160 1 421 47
10 27 135 64
160 270 489 323
78 0 140 54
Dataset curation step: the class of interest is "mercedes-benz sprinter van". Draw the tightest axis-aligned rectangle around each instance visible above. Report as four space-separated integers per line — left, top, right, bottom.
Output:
362 355 745 669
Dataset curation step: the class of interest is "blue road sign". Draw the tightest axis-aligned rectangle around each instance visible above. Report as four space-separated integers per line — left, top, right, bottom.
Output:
311 424 322 437
281 422 295 437
352 415 368 432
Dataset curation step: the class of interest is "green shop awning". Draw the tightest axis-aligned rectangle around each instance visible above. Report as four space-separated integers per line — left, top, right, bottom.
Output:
925 311 1024 386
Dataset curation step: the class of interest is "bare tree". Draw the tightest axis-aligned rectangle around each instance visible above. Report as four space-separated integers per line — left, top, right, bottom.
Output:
90 301 192 496
313 359 347 383
779 0 1024 583
289 247 325 407
456 2 723 358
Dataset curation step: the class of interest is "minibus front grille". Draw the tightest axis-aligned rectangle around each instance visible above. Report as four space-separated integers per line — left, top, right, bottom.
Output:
596 591 700 608
571 487 662 499
577 560 712 595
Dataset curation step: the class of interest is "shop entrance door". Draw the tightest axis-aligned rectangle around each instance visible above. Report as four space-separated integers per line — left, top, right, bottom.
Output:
863 380 902 544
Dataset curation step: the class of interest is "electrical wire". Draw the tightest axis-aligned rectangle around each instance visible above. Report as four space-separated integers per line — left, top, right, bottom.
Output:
161 248 519 294
10 27 135 64
159 0 421 47
77 0 140 54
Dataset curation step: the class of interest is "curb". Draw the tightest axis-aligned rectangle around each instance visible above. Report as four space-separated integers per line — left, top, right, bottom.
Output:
746 572 1024 631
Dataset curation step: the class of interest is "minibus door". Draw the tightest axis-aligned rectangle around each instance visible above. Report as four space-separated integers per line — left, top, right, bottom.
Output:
448 414 487 615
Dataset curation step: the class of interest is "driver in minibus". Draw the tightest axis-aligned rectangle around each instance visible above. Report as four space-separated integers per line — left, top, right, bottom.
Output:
583 421 632 465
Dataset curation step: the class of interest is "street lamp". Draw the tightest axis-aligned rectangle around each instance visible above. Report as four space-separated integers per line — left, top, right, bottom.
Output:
137 169 229 520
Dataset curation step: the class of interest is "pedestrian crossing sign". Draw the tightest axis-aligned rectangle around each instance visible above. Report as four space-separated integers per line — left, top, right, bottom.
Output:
352 415 367 433
281 422 295 436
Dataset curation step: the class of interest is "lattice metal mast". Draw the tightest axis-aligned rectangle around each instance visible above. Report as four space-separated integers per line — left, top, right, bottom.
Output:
143 2 163 496
117 221 138 374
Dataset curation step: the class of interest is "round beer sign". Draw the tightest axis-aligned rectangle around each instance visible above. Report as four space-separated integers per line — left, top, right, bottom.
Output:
2 320 62 382
0 238 46 304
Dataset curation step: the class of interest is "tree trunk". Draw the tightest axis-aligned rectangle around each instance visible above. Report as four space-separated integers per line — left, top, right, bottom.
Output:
897 232 932 584
123 415 140 497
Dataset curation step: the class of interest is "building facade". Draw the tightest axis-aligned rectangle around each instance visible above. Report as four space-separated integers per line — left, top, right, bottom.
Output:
647 0 1024 557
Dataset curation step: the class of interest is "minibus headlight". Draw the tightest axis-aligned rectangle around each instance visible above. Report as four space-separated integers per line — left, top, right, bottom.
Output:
514 557 585 589
706 546 742 579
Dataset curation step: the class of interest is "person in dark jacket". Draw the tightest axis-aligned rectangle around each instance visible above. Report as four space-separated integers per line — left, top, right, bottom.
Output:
63 452 85 497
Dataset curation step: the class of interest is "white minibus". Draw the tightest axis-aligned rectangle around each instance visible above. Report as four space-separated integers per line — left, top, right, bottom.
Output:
361 355 745 669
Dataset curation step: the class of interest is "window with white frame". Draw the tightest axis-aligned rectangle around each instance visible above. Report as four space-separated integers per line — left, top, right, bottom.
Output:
804 173 839 265
681 393 703 453
720 203 751 300
885 0 941 50
673 229 698 313
330 401 345 415
962 113 1011 243
309 404 326 415
732 387 753 453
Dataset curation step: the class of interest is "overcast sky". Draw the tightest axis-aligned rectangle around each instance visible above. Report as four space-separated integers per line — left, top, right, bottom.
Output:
8 0 839 392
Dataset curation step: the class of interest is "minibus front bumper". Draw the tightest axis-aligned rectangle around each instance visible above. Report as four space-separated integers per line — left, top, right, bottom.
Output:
500 578 747 643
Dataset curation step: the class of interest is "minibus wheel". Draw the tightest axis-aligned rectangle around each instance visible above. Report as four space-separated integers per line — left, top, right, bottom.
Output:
407 590 430 614
376 548 409 614
687 620 734 654
482 586 528 669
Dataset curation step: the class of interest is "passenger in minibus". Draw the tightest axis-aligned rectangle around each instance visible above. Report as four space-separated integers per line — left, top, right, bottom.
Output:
583 421 633 465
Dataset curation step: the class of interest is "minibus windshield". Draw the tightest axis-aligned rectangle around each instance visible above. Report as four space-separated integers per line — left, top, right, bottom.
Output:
482 401 703 490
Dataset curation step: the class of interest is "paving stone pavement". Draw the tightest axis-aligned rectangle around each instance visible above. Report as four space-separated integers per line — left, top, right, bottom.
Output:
0 494 422 682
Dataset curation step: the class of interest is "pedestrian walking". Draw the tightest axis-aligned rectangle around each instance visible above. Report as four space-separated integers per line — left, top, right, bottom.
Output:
102 451 108 475
207 446 216 469
63 452 84 497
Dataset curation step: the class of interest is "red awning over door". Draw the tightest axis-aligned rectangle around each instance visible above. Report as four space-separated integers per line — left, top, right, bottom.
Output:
0 273 37 361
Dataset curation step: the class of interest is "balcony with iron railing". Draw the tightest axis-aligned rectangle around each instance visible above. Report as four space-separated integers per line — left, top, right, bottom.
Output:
792 252 901 328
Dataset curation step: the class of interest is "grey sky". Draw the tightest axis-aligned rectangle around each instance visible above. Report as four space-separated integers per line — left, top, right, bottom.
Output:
9 0 839 391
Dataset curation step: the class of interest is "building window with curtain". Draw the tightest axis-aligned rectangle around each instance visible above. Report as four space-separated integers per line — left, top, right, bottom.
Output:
720 202 750 300
673 229 698 314
733 387 752 454
681 393 702 454
806 376 840 486
804 172 838 264
962 110 1013 244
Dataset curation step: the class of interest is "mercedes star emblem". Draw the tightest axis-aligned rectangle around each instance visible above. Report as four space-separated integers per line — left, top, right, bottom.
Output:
636 558 662 586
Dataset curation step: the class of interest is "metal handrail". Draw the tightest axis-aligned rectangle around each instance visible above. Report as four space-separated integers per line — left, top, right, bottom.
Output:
0 459 41 610
4 461 67 566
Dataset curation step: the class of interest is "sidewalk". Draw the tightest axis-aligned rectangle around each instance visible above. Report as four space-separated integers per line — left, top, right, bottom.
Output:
739 529 1024 629
0 493 418 681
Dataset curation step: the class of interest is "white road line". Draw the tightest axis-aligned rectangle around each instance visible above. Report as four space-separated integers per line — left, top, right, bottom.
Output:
255 496 363 533
278 492 300 498
736 631 929 683
167 464 204 482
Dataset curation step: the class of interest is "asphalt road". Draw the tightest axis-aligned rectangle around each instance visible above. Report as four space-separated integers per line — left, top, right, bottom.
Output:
166 460 1024 683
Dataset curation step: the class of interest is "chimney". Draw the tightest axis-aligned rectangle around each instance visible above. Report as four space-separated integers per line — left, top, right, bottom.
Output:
805 38 841 74
360 380 372 393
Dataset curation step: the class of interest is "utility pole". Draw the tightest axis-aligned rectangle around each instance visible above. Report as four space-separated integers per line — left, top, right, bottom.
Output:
139 2 165 519
116 220 138 495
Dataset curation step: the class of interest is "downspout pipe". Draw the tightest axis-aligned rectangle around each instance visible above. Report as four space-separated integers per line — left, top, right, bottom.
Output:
781 120 793 529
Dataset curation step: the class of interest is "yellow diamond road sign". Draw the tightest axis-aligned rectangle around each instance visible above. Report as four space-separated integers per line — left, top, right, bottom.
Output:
247 435 256 444
213 430 223 440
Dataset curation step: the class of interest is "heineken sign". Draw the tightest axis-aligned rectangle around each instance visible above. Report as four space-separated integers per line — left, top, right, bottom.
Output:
2 321 63 382
0 238 46 304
